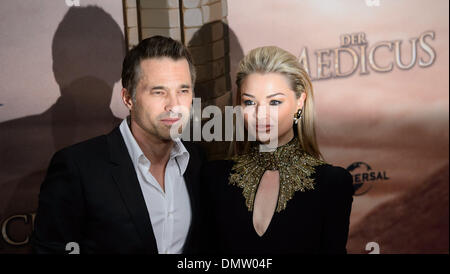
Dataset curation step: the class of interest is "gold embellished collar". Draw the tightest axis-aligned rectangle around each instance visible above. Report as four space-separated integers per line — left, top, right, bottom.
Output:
229 137 326 212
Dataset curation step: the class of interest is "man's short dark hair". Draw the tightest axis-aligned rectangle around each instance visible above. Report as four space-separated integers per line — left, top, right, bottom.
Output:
121 35 196 100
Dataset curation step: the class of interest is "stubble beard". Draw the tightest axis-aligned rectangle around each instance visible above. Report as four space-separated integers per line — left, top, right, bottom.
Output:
132 102 173 143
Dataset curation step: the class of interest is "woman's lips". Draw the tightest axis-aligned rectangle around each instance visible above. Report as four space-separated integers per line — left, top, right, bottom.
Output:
255 124 272 131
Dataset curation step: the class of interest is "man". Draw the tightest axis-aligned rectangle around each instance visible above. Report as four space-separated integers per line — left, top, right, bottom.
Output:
31 36 204 254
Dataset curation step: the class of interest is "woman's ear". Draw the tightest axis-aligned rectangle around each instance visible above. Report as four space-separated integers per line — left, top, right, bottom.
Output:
297 92 307 110
121 88 133 111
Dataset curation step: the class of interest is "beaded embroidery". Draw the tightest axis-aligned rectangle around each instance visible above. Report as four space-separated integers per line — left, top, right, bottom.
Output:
229 137 327 212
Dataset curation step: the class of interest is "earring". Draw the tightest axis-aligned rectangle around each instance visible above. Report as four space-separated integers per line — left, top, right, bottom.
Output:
293 108 302 124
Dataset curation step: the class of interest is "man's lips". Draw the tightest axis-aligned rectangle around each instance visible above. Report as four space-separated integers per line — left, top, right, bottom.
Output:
160 118 180 125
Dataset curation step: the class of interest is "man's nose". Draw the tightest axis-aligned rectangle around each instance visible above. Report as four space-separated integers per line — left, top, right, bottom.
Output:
165 92 179 112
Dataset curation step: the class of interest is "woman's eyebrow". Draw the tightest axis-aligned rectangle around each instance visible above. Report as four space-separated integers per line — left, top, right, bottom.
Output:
266 92 286 98
242 92 286 98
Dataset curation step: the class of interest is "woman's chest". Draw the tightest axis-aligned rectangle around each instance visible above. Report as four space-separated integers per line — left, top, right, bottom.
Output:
212 183 324 253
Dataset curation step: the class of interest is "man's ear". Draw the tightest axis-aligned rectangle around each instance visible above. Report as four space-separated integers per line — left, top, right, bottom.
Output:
121 88 133 111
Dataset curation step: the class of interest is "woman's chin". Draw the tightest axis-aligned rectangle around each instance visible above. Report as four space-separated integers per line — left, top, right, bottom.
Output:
255 133 279 144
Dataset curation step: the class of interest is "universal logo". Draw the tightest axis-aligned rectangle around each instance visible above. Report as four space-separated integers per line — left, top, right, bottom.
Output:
347 162 389 196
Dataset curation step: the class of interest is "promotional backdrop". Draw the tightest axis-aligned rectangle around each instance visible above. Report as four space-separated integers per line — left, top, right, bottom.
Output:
0 0 448 254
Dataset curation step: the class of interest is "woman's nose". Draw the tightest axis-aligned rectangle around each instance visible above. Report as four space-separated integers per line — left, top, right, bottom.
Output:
256 104 276 120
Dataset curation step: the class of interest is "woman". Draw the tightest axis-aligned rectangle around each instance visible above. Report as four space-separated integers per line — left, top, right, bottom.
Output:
200 46 354 254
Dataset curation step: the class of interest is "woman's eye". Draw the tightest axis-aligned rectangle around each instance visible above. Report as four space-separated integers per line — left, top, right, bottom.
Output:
269 100 282 105
243 100 255 106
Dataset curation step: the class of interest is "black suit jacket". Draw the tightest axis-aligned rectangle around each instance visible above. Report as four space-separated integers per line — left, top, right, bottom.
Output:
31 127 204 254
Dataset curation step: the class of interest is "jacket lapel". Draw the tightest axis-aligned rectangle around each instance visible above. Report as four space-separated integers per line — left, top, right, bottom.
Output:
181 142 200 253
106 127 158 254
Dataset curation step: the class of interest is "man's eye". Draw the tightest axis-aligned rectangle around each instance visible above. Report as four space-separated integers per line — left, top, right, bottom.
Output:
180 89 190 93
152 90 163 95
269 100 282 106
243 100 255 106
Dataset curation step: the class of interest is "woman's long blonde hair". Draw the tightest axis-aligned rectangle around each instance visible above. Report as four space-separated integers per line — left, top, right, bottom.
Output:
232 46 323 160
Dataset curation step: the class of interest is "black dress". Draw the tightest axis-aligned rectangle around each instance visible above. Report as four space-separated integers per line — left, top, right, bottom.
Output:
200 160 354 254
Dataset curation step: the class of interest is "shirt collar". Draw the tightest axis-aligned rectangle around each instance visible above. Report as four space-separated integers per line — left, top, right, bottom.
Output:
171 137 190 175
119 116 190 176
